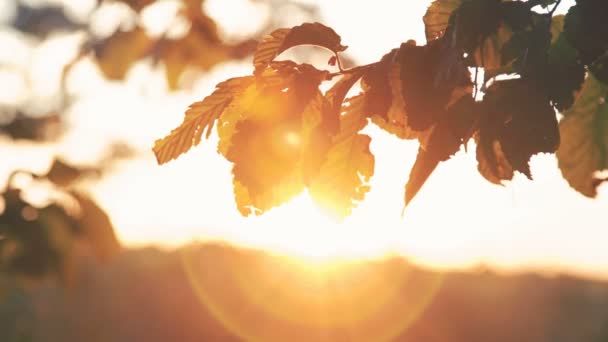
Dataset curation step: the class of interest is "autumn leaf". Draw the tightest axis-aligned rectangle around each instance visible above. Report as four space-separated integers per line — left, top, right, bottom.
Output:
564 1 608 67
309 96 374 217
404 96 479 207
543 17 586 111
45 159 88 187
70 192 121 260
425 0 538 69
423 0 462 41
253 22 347 75
370 60 428 140
153 77 252 164
324 70 366 134
476 79 559 183
156 12 227 89
360 48 398 121
557 74 608 197
225 63 331 215
397 39 471 131
93 26 151 80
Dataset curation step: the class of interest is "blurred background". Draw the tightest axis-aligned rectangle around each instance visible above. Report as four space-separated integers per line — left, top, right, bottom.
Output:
1 0 607 341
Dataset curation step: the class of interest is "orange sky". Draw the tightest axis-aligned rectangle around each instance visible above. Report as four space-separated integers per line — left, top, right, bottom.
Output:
3 0 606 277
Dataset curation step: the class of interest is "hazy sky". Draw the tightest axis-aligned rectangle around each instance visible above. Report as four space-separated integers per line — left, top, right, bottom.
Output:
3 0 604 277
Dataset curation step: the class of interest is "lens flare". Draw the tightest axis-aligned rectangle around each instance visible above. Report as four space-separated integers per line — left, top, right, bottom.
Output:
181 245 443 341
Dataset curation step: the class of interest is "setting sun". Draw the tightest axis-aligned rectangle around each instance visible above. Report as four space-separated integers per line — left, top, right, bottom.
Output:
2 0 608 341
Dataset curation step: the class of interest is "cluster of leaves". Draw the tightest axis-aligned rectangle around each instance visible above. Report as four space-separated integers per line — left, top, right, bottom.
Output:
77 0 257 89
0 159 120 281
63 0 318 90
154 0 608 218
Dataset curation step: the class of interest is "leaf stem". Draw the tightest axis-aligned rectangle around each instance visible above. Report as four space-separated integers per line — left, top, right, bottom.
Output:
327 61 379 80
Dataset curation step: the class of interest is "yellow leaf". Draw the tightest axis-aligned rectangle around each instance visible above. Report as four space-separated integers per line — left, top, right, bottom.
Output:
309 96 374 218
153 77 252 164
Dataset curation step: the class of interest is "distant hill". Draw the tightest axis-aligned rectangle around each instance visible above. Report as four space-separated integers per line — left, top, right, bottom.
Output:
1 243 608 341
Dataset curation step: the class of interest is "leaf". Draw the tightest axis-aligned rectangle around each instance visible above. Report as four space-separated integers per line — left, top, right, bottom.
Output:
71 192 121 260
590 52 608 84
476 79 559 183
404 96 479 207
545 31 585 111
423 0 462 41
324 70 366 134
370 60 429 140
476 138 515 184
564 1 608 66
11 2 84 39
45 159 87 187
153 77 252 164
309 96 374 217
361 48 399 121
253 22 347 75
557 74 608 197
158 16 227 89
226 64 330 215
93 26 151 80
397 39 471 131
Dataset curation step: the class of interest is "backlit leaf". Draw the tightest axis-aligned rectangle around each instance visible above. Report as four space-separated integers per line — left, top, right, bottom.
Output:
405 96 479 207
476 79 559 183
423 0 462 41
226 64 330 215
557 75 608 197
309 96 374 217
153 77 252 164
253 22 347 75
325 70 366 134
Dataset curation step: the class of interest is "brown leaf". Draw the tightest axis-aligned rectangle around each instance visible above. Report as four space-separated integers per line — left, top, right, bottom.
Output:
476 79 559 183
253 22 347 75
557 75 608 197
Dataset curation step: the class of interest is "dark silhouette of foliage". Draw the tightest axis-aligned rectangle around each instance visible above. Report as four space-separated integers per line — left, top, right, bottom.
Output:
0 158 120 280
154 0 608 218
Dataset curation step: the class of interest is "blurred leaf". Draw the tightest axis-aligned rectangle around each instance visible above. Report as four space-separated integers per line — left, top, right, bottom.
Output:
158 14 226 89
70 192 120 260
253 22 347 75
11 2 84 39
557 74 608 197
309 95 374 217
45 159 86 188
93 26 152 80
0 113 62 142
